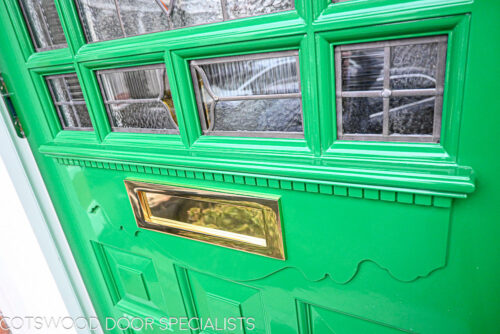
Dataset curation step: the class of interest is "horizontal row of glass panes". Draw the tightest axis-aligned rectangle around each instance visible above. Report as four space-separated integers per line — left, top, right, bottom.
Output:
45 36 448 143
18 0 294 50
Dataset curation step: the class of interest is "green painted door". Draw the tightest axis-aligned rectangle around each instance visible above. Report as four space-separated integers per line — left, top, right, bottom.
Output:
0 0 499 333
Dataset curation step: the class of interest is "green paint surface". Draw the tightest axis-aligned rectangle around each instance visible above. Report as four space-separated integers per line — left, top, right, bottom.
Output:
0 0 499 333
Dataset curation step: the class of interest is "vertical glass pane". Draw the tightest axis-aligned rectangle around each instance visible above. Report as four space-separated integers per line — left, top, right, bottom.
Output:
342 97 383 135
389 96 435 135
226 0 293 19
192 52 303 135
390 42 439 90
170 0 223 28
46 74 93 130
341 48 384 91
75 0 124 42
98 65 178 133
18 0 67 51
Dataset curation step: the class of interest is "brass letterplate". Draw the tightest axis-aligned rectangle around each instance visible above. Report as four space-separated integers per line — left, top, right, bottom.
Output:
125 180 285 259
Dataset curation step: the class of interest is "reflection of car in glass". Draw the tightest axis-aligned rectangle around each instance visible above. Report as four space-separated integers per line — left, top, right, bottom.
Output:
342 46 438 136
195 56 303 133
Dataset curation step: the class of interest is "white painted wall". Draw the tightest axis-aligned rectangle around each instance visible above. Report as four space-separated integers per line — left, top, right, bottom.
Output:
0 159 75 334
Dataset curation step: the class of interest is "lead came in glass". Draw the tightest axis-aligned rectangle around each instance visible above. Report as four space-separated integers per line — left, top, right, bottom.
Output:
18 0 67 51
191 51 303 137
97 65 178 133
75 0 294 43
46 74 93 130
335 36 448 142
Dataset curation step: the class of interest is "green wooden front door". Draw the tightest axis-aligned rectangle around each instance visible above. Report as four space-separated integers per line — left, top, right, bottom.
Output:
0 0 499 333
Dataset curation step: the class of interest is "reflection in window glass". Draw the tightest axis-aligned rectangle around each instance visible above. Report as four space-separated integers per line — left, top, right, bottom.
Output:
18 0 67 51
75 0 294 43
335 36 448 142
97 65 178 133
191 51 303 137
46 74 93 130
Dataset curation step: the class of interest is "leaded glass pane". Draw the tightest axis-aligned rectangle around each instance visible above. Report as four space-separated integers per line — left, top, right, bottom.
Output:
389 96 435 135
75 0 294 43
170 0 223 28
341 48 384 91
191 51 303 137
46 74 93 130
97 65 178 133
342 97 382 135
118 0 170 37
335 36 447 142
391 43 438 90
76 0 140 42
18 0 67 51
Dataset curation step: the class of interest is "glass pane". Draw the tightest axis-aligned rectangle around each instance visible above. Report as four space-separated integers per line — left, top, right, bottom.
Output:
46 74 93 130
213 98 302 132
18 0 67 51
117 0 170 37
56 104 93 129
76 0 125 42
342 97 383 135
389 96 435 135
226 0 293 19
98 65 178 132
107 102 178 130
76 0 294 42
170 0 223 28
391 42 439 90
198 56 299 96
341 48 384 91
192 52 302 135
336 36 446 142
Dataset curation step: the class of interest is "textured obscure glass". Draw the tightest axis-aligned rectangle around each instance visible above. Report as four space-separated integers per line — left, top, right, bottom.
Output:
336 36 447 141
226 0 293 19
391 43 438 90
342 97 382 134
75 0 167 42
389 96 435 135
170 0 223 28
98 65 178 133
46 74 93 130
76 0 293 42
213 99 302 132
118 0 170 36
192 52 303 135
341 48 384 91
18 0 67 51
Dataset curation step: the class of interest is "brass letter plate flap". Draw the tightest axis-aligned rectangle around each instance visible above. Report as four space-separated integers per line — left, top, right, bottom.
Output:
125 180 285 259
